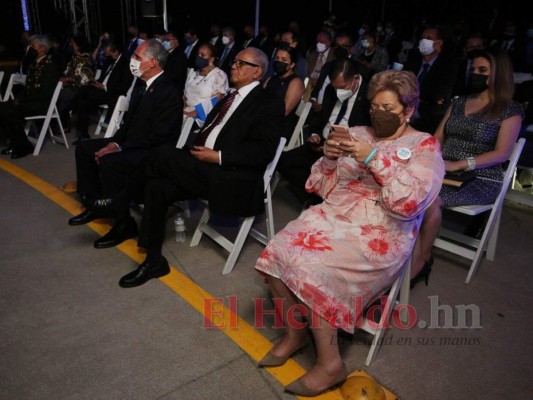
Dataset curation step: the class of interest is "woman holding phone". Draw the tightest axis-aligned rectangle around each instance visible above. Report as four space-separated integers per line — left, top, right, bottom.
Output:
254 70 444 397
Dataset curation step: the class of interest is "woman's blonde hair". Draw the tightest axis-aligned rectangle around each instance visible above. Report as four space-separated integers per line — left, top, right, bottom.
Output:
367 70 420 114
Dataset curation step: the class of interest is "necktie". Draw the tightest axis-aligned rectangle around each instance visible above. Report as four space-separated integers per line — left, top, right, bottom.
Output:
220 47 229 64
313 53 326 78
333 100 348 125
194 91 237 146
185 45 192 58
418 63 430 85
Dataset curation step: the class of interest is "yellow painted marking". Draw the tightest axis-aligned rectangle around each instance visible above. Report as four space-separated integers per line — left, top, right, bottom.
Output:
0 159 344 399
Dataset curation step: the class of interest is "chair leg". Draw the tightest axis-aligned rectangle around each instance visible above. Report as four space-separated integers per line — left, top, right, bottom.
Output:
33 118 51 156
221 217 255 275
190 207 209 247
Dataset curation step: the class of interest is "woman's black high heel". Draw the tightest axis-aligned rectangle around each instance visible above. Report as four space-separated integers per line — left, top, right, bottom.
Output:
410 258 433 289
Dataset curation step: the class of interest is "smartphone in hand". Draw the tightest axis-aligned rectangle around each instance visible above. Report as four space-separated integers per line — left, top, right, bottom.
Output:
329 125 351 142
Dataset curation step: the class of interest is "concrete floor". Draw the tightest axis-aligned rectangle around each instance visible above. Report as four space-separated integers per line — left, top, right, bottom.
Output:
1 134 533 400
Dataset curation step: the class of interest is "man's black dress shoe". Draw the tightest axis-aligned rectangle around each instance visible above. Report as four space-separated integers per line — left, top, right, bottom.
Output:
10 146 34 159
68 209 101 226
119 257 170 288
1 147 14 155
94 217 138 249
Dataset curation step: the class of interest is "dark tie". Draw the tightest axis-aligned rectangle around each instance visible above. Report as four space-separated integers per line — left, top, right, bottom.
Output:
333 100 349 125
418 63 430 84
194 91 238 146
220 47 230 64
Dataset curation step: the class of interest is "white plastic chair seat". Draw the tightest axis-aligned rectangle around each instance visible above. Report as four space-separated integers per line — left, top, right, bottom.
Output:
2 73 27 102
189 138 287 275
24 81 69 155
433 138 526 283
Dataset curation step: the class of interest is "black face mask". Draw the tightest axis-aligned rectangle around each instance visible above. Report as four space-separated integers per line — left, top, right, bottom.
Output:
467 73 489 94
334 46 349 60
273 60 288 75
195 55 210 70
26 47 38 61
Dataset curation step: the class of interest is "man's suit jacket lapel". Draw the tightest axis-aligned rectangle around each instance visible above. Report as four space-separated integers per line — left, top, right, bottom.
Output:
218 85 262 136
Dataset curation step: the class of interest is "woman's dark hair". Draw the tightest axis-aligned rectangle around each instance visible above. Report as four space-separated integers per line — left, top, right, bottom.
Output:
200 42 219 65
275 45 298 66
474 48 515 120
72 34 90 53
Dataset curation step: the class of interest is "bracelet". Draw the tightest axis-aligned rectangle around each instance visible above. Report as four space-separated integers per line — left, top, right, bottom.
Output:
364 148 378 165
465 156 476 171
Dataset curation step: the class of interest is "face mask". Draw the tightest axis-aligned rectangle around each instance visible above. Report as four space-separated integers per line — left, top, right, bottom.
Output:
222 36 231 45
26 47 38 61
418 38 434 56
334 46 349 60
185 37 194 45
361 39 370 49
467 73 489 94
370 109 402 138
162 41 172 51
336 88 353 102
195 55 210 70
316 42 327 53
273 60 289 75
358 27 366 36
129 58 144 78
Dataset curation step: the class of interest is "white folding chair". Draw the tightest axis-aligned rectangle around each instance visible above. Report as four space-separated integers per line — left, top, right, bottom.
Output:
94 77 137 136
190 137 287 275
103 95 129 138
434 138 526 283
176 116 195 149
0 71 4 99
361 252 413 366
24 81 69 155
2 73 27 102
285 99 312 151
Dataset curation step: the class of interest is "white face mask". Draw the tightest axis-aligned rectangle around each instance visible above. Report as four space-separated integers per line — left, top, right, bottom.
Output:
316 42 327 53
129 58 144 78
222 36 231 45
361 39 370 49
336 88 353 102
419 38 435 56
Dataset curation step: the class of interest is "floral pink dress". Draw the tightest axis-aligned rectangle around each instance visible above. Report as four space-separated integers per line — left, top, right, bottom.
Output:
255 126 444 333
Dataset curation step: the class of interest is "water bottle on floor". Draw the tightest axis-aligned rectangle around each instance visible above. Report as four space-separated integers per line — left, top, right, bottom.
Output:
174 214 186 243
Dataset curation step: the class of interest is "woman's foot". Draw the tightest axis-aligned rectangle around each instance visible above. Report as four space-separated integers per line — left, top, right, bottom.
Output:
285 361 347 396
258 333 309 367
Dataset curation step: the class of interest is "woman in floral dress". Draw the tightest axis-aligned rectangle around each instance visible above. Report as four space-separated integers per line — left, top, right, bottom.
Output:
255 70 444 397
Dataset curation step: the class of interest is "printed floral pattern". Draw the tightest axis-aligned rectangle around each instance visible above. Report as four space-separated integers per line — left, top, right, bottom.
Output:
255 128 444 333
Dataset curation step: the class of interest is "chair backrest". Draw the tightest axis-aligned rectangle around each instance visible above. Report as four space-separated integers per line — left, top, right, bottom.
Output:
45 81 63 118
286 100 312 151
104 95 130 138
94 69 102 81
263 137 287 192
176 116 195 149
0 71 4 99
2 73 27 102
125 76 138 99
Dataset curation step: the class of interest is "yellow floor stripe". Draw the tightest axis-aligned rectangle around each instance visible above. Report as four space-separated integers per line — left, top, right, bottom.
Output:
0 159 344 399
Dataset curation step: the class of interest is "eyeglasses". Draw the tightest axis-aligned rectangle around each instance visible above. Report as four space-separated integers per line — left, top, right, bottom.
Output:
231 58 260 68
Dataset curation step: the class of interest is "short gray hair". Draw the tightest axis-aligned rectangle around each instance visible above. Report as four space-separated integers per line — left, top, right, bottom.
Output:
29 35 50 52
141 39 168 69
246 47 269 80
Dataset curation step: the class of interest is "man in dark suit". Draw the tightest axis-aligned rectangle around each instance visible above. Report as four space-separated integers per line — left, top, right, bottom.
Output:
404 26 457 134
183 28 200 69
0 35 59 158
73 41 133 143
68 40 182 249
163 30 188 96
218 27 242 78
453 33 486 96
277 59 370 205
104 47 284 288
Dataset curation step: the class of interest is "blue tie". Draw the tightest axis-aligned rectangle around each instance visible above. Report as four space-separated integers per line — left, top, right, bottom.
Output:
418 63 430 84
334 100 349 125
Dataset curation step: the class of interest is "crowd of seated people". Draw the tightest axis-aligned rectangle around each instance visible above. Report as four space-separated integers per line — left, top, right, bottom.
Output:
1 14 531 396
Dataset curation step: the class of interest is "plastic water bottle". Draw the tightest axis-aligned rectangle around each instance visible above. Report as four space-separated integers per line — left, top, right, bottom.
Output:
174 215 186 243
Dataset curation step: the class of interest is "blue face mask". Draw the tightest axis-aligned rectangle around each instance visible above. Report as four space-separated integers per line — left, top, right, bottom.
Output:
185 37 194 45
162 41 171 51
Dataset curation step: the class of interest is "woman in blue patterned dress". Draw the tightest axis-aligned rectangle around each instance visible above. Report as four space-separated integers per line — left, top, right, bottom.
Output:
412 49 524 284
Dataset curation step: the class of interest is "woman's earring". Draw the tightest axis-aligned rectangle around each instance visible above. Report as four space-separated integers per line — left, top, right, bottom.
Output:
406 117 410 124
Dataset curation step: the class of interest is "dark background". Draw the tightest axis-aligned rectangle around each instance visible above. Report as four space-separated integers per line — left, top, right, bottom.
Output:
1 0 531 59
